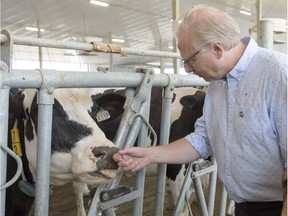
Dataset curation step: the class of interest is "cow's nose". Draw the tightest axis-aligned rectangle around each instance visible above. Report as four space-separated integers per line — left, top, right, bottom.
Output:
92 146 119 170
92 148 107 159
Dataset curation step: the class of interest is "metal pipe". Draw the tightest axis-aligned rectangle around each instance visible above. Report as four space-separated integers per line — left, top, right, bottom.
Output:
155 86 174 216
219 185 228 216
0 88 10 216
34 88 54 216
0 33 181 59
259 20 274 49
133 93 151 216
109 32 113 71
0 34 8 44
37 20 43 69
173 164 193 216
172 0 180 74
207 156 217 216
256 0 262 44
0 29 13 216
193 176 209 216
2 70 209 89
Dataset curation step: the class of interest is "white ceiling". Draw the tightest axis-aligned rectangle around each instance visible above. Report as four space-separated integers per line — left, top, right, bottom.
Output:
1 0 287 69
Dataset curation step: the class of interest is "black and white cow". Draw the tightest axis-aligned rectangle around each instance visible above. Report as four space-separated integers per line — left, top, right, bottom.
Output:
6 88 120 216
6 86 206 216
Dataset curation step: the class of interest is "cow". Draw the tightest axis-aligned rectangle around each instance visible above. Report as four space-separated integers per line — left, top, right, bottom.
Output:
6 88 120 216
5 86 207 216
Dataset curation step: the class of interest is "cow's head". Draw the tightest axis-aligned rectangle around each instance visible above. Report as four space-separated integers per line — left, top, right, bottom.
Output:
20 88 124 185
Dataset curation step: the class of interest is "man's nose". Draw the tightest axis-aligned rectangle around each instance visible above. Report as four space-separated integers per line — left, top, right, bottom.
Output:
184 64 194 73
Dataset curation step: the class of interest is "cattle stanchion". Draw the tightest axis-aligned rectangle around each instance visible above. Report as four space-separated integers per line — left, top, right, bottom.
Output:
1 29 214 216
173 156 217 216
88 68 156 216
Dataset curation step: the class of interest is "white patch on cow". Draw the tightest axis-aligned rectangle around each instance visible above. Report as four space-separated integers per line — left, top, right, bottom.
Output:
73 182 90 216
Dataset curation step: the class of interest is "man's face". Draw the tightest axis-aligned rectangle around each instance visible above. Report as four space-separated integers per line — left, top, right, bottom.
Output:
177 28 225 82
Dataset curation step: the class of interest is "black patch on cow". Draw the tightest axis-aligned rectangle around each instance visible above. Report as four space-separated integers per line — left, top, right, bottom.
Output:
90 92 126 141
148 87 177 139
180 91 206 110
169 90 205 143
6 90 35 216
166 90 205 181
8 90 34 183
25 107 34 142
25 94 93 153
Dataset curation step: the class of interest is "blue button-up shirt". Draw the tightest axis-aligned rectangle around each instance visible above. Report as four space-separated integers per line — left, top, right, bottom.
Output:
185 37 287 203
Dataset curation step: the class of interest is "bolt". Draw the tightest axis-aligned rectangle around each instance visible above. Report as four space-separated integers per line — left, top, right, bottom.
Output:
102 192 109 201
98 204 104 211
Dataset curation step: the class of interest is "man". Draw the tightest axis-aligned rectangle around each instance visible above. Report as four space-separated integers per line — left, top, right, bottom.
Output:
113 5 287 216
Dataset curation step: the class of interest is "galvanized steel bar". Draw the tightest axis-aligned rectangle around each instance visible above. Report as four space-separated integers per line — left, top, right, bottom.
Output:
259 20 274 49
34 88 54 216
0 33 181 59
173 163 193 216
155 86 174 216
0 34 7 44
133 94 151 216
0 29 13 216
193 176 209 216
0 87 10 216
207 156 217 216
2 69 208 89
219 185 228 216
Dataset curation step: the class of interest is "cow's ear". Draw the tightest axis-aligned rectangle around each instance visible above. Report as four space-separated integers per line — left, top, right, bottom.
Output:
96 93 126 110
180 91 205 110
94 93 126 121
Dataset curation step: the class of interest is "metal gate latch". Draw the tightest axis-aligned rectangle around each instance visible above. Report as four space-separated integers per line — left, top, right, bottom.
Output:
100 185 131 202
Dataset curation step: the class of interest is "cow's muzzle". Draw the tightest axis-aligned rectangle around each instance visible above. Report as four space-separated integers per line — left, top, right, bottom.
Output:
91 146 119 170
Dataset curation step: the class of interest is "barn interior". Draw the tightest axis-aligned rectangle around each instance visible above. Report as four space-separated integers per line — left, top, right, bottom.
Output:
1 0 287 216
1 0 287 72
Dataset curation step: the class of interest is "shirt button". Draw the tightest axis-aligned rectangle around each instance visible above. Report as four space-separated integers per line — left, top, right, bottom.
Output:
239 111 244 117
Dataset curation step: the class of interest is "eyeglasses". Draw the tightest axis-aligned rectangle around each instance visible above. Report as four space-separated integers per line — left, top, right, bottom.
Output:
182 45 206 67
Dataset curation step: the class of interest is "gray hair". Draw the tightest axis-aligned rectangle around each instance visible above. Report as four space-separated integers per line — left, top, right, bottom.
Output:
173 5 241 50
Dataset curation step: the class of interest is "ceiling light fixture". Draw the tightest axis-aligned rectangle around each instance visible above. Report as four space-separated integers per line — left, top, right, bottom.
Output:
240 10 252 16
89 0 109 7
168 45 174 49
112 38 125 43
25 26 45 32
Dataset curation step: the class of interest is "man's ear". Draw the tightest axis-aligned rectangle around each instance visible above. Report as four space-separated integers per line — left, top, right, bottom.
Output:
211 42 223 58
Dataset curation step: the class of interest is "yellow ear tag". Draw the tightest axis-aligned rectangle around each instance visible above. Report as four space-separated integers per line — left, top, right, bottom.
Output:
11 128 23 157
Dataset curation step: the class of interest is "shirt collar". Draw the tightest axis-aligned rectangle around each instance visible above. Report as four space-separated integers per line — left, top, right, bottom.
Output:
225 36 259 81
